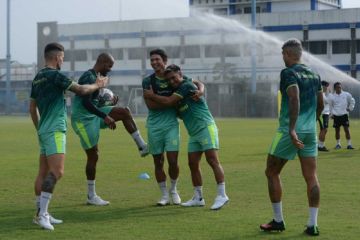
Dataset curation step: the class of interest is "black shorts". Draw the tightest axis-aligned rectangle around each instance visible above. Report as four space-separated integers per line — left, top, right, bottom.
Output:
318 114 329 130
333 114 350 128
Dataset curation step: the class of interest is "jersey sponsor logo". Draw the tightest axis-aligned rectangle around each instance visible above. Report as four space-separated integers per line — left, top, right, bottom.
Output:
179 104 188 112
33 77 48 85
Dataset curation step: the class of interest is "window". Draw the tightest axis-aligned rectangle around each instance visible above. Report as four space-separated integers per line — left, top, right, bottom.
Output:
244 6 260 14
92 49 106 60
128 48 144 60
205 45 223 58
165 46 180 59
185 45 201 58
109 48 124 60
356 40 360 53
214 8 228 15
309 41 327 55
224 44 241 57
332 40 350 54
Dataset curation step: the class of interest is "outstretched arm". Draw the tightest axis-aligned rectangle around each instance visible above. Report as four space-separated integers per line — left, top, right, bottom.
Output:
69 74 108 96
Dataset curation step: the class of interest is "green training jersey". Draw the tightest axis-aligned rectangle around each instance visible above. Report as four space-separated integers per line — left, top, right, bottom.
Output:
278 63 322 133
142 74 178 129
30 67 73 135
72 69 99 119
174 79 215 136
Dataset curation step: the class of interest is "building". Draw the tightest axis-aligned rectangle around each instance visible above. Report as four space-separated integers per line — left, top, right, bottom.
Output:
36 3 360 117
189 0 342 15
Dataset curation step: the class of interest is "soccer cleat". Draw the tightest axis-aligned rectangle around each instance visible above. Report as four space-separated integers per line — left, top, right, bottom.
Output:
87 195 110 206
335 144 341 149
304 225 320 236
318 146 329 152
157 195 170 206
347 145 354 150
33 214 63 225
181 197 205 207
37 213 54 231
139 145 149 157
260 219 285 232
170 191 181 205
210 195 229 210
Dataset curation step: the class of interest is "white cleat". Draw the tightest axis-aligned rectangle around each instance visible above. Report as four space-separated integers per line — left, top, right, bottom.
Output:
181 197 205 207
170 191 181 205
33 214 63 225
210 195 229 210
139 144 149 157
37 213 54 231
157 195 170 206
87 195 110 206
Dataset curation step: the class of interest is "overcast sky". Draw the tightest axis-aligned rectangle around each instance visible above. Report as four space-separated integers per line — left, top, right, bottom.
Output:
0 0 359 64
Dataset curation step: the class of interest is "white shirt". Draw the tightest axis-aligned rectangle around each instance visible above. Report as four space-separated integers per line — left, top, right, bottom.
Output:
322 92 330 115
329 91 355 116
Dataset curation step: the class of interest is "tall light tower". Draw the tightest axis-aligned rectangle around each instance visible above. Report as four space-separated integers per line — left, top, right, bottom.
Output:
251 0 257 94
6 0 11 114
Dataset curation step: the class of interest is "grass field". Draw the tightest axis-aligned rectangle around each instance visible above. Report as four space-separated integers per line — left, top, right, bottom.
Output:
0 117 359 240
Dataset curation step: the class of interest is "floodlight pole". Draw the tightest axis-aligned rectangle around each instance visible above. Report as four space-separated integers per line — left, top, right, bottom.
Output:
251 0 257 94
6 0 11 115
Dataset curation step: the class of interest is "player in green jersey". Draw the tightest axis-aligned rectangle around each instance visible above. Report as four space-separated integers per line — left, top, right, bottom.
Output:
259 39 324 236
142 49 204 206
71 53 148 206
30 43 108 231
143 64 229 210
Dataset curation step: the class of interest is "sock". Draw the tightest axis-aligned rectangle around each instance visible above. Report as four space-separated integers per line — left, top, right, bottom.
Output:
169 178 178 193
131 130 147 149
87 180 96 199
36 196 40 215
217 182 226 197
272 202 284 223
194 186 203 200
307 207 319 227
347 139 352 146
318 141 324 148
39 191 52 216
158 181 168 197
336 139 341 145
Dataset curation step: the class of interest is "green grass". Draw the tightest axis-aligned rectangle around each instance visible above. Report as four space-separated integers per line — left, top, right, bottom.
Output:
0 117 359 239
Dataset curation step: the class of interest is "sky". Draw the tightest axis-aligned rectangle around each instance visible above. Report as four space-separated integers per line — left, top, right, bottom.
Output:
0 0 359 64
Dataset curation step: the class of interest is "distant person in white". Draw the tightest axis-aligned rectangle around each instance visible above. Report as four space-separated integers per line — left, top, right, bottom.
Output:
329 82 355 149
317 81 331 152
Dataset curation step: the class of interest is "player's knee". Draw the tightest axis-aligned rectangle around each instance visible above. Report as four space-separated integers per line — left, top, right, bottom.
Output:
41 172 58 193
265 168 277 178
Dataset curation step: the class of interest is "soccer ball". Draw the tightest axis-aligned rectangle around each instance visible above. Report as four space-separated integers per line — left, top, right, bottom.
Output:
97 88 115 107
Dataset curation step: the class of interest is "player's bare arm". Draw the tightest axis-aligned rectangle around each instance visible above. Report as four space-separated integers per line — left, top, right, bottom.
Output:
287 85 304 149
143 97 167 110
69 74 108 96
29 99 39 129
192 79 205 101
316 91 324 120
143 86 181 107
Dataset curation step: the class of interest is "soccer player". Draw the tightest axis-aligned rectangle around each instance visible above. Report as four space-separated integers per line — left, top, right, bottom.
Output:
71 53 148 206
30 42 108 230
318 80 330 152
142 49 204 206
143 64 229 210
259 39 323 236
328 82 355 150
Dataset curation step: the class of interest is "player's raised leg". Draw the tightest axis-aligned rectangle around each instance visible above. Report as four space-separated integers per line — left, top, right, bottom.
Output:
108 107 148 157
